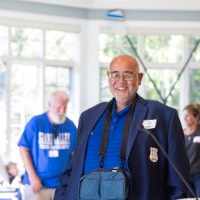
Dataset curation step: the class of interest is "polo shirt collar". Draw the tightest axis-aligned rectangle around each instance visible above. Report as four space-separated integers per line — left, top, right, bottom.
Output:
112 99 132 116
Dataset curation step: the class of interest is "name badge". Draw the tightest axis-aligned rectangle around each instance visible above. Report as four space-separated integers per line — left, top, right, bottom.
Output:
142 119 157 129
49 150 59 157
193 136 200 143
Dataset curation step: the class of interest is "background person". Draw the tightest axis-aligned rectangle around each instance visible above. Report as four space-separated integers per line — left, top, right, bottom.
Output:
18 90 77 200
5 162 24 200
5 162 23 185
183 103 200 197
54 54 190 200
0 156 9 184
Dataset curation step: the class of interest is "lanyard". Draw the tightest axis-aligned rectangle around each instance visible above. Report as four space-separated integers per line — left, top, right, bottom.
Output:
98 97 137 168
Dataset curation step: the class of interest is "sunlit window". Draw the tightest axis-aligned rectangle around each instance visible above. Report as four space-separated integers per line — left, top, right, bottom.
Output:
189 36 200 62
99 34 138 63
0 24 79 163
0 25 8 56
0 68 7 155
189 69 200 103
100 66 113 102
99 33 199 112
143 69 180 108
45 65 72 108
45 65 71 93
99 34 138 101
10 63 42 161
144 35 183 63
11 27 43 58
45 30 79 61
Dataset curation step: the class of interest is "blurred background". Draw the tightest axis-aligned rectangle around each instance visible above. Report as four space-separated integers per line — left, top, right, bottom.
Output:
0 0 200 169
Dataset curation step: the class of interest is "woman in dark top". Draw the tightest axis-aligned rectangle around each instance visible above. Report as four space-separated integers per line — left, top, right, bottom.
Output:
183 103 200 197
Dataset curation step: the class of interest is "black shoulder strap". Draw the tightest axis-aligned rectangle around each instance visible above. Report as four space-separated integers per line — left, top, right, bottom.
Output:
119 99 136 166
98 99 113 167
98 98 137 168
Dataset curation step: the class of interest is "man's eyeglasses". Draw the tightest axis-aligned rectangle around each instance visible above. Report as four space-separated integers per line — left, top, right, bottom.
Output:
108 72 138 81
53 125 58 139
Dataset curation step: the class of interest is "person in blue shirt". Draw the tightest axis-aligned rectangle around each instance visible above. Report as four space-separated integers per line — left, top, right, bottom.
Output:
18 90 77 200
54 54 190 200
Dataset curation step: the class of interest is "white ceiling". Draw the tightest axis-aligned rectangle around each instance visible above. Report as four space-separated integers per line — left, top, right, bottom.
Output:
20 0 200 11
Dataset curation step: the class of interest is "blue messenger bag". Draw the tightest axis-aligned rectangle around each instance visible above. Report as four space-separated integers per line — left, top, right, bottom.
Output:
79 167 130 200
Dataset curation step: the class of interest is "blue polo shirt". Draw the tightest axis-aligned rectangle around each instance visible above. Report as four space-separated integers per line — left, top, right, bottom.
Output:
84 101 131 174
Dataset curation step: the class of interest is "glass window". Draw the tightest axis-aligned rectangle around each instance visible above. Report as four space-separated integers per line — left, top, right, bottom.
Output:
11 27 43 58
0 66 7 155
189 36 200 62
0 25 8 56
99 33 184 110
99 33 138 101
100 67 112 102
45 65 71 97
0 22 79 164
45 30 79 61
45 65 74 122
143 69 180 108
10 63 43 161
189 69 200 103
99 34 138 63
144 35 184 63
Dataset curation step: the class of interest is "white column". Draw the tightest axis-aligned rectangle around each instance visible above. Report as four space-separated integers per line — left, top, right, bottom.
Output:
80 20 100 112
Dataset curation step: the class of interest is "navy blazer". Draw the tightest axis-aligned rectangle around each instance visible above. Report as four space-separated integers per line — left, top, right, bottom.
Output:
54 95 190 200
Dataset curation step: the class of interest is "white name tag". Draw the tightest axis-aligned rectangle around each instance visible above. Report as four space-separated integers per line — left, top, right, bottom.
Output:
49 150 59 157
193 136 200 143
142 119 157 129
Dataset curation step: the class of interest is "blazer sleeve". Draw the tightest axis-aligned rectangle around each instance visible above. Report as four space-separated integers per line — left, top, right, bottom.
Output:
167 109 190 199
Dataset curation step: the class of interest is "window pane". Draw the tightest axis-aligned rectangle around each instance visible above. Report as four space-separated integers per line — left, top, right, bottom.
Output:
144 69 180 108
10 63 42 161
0 67 7 154
45 30 79 61
189 36 200 62
45 65 71 94
99 34 138 62
100 68 112 102
0 23 79 166
144 35 183 63
0 25 8 56
189 69 200 102
11 27 43 58
99 33 138 101
45 65 75 122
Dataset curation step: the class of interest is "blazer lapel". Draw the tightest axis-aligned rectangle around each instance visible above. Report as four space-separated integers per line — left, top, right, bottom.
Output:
126 97 148 159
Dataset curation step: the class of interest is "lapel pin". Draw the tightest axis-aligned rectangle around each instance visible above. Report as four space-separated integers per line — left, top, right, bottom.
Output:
149 147 158 163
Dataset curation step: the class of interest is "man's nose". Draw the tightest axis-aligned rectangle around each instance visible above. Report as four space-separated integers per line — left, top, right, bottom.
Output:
118 76 127 82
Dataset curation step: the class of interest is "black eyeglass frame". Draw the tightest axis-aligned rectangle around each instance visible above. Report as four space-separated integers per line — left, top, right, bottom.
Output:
107 71 138 81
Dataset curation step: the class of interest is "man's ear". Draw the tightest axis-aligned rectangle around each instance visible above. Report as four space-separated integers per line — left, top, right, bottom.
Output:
138 73 143 85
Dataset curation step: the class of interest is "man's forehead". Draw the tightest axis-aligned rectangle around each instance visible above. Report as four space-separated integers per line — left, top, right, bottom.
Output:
109 62 138 72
